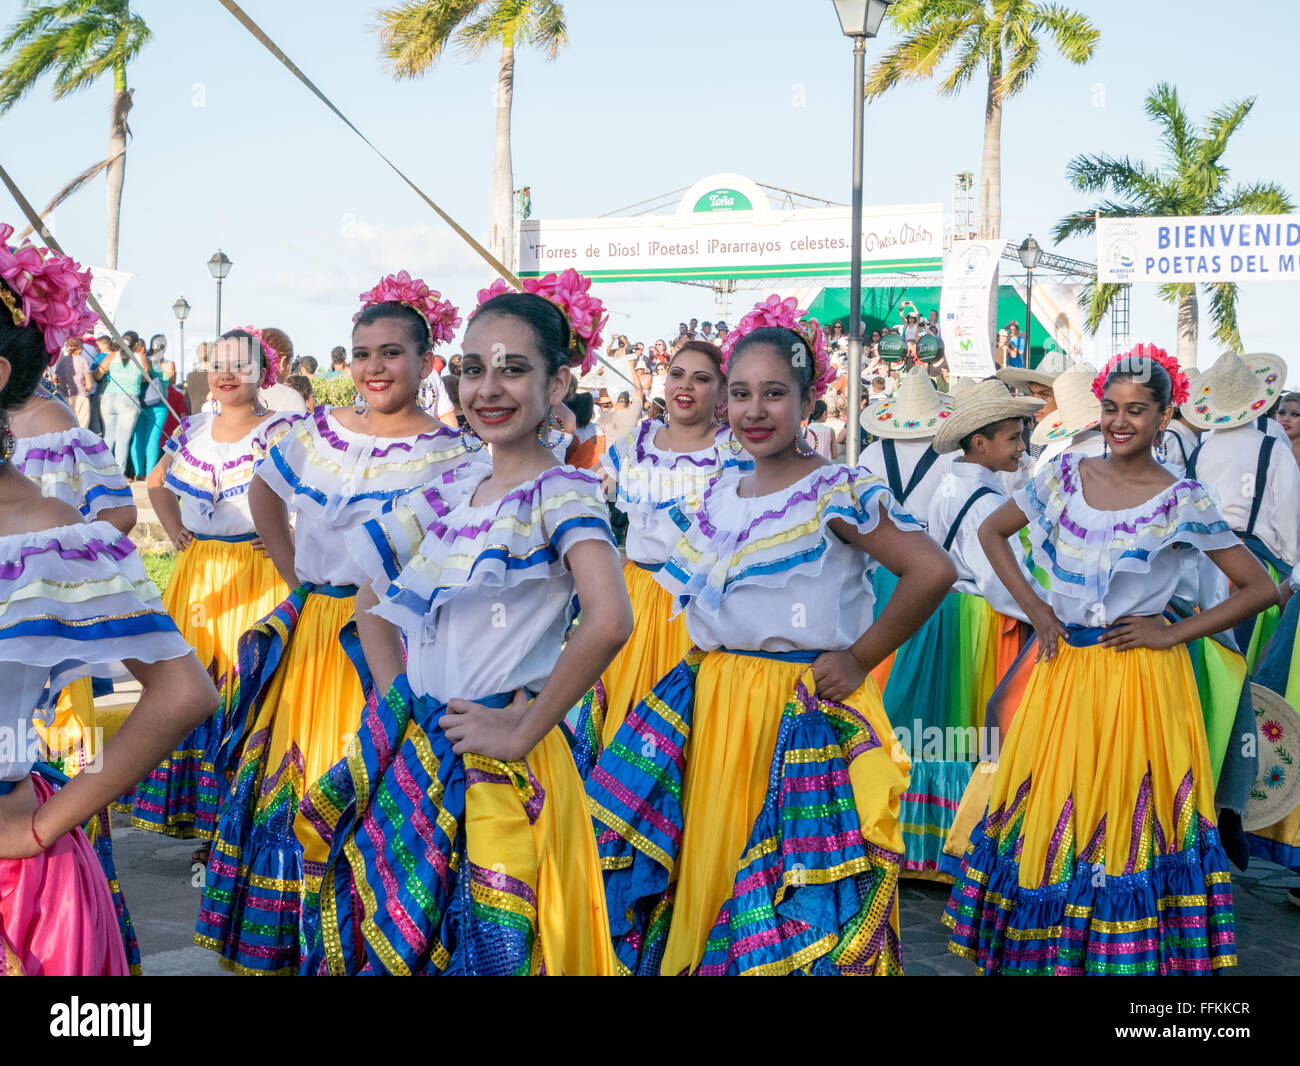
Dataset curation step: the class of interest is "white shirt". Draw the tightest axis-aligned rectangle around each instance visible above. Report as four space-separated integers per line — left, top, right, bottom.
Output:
859 437 955 526
601 421 751 566
662 464 919 653
1191 423 1300 569
417 372 455 419
1015 452 1240 628
258 381 308 415
1160 419 1202 478
1031 428 1105 478
927 461 1042 622
256 406 485 587
353 466 615 703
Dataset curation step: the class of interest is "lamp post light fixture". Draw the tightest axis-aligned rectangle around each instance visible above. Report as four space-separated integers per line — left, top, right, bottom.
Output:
1017 234 1042 370
833 0 893 463
172 296 190 378
207 249 232 337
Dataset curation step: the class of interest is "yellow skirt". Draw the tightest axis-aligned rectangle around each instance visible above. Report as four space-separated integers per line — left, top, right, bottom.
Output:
660 651 909 976
596 561 692 745
132 536 288 837
34 677 96 774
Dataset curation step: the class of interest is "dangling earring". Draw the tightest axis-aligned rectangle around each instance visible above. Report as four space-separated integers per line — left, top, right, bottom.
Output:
460 423 484 452
537 411 553 446
794 429 815 457
355 393 368 415
0 415 13 467
251 398 269 417
211 398 223 417
1156 431 1168 463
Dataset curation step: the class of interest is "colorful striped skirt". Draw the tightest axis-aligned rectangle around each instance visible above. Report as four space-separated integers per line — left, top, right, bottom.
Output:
944 630 1236 975
587 646 910 975
132 534 288 840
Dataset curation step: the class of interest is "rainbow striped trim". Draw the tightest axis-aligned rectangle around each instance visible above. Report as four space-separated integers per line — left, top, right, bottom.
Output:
586 650 904 975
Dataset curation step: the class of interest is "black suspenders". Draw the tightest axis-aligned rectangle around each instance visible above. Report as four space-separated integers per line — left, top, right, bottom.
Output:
880 439 941 505
943 486 997 552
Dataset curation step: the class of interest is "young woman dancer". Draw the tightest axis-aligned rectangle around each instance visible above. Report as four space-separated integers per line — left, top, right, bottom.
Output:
0 224 217 974
587 297 956 975
195 273 483 975
944 351 1278 975
131 328 298 844
302 269 630 975
10 356 136 775
572 337 750 771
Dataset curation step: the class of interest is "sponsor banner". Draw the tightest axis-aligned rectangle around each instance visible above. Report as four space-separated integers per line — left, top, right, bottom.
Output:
88 267 134 323
1098 214 1300 283
939 239 1002 377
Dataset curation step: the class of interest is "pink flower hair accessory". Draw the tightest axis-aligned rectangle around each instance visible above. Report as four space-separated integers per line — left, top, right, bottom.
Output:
1091 341 1190 405
0 222 98 365
237 325 280 389
355 270 462 349
474 268 609 374
721 295 835 398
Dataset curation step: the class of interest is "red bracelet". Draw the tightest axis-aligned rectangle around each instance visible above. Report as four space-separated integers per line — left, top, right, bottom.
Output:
30 810 48 851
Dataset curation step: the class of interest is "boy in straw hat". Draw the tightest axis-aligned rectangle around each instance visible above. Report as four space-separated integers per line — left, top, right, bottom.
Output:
1181 351 1300 670
1027 362 1106 476
859 364 956 525
888 381 1046 871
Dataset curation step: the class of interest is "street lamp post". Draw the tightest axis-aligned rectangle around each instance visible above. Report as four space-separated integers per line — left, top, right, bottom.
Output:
1018 234 1041 370
207 250 232 337
833 0 892 463
172 296 190 378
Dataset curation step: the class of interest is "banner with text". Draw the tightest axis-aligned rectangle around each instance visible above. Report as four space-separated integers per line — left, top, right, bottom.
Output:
519 196 942 282
939 239 1002 377
1098 214 1300 283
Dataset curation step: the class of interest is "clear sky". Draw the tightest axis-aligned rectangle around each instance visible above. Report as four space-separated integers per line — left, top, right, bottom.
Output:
1 0 1297 377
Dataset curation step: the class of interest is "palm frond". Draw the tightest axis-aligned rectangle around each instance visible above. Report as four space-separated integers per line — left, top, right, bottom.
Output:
1143 82 1191 166
1199 95 1255 166
865 16 971 98
1064 152 1168 209
1214 180 1296 216
15 148 122 239
998 29 1039 99
1028 2 1100 63
936 19 989 97
524 0 566 61
376 0 484 78
1052 202 1143 242
1077 278 1124 336
1205 282 1242 352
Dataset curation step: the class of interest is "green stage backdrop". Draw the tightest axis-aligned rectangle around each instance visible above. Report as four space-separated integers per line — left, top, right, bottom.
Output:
807 284 1062 368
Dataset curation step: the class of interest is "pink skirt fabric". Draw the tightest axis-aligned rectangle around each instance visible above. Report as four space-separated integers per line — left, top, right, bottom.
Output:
0 776 129 976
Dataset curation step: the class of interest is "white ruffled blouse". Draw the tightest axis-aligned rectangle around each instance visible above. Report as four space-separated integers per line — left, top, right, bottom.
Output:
349 464 616 702
162 412 299 536
661 463 921 653
0 522 192 781
13 427 133 521
1015 452 1240 628
255 406 488 588
600 420 752 565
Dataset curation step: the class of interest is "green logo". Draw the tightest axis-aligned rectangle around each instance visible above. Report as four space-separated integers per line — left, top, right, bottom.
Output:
692 188 753 213
916 334 941 363
877 333 906 363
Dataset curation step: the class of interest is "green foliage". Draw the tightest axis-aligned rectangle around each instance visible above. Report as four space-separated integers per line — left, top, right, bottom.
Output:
1054 82 1295 347
310 375 358 408
140 550 176 596
377 0 567 78
0 0 151 111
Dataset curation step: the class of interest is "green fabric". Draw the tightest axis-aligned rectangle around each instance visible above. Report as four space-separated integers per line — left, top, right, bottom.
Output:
951 593 994 759
1245 562 1282 673
101 354 145 398
806 283 1061 367
1189 636 1248 785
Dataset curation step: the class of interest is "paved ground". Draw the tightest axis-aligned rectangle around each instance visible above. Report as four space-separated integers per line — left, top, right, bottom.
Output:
111 822 1300 976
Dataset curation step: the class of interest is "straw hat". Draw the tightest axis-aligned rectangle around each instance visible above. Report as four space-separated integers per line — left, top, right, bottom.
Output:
1180 351 1279 430
866 365 955 440
1243 684 1300 832
997 351 1077 392
934 380 1044 454
946 376 980 404
1030 364 1102 446
1243 352 1288 398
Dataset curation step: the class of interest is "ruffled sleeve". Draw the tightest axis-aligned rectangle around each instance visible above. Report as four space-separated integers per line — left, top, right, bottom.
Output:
0 521 193 717
661 464 920 618
13 428 133 520
256 406 479 524
355 466 614 639
1015 452 1241 610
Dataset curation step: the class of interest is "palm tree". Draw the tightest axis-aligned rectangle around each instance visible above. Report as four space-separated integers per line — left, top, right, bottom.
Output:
1054 83 1294 367
0 0 151 270
377 1 567 270
865 0 1098 240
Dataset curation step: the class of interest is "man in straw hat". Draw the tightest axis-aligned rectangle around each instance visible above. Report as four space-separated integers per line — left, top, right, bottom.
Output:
1158 366 1205 477
859 364 956 526
1182 351 1300 670
1027 363 1106 477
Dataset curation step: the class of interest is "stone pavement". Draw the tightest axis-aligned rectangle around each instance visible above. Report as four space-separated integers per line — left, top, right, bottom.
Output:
111 822 1300 976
